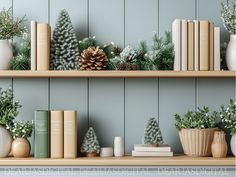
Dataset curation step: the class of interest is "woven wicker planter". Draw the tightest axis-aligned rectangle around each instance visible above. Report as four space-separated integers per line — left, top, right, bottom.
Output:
178 128 217 157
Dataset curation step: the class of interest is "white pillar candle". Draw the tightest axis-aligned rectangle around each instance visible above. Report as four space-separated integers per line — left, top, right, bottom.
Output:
114 136 124 157
100 147 113 157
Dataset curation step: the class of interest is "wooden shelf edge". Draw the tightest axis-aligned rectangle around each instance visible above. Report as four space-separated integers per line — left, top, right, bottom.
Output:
0 71 235 78
0 155 235 166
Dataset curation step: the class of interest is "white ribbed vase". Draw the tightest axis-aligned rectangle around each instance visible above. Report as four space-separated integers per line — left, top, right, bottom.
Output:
114 136 124 157
226 35 236 70
230 133 236 157
0 125 13 157
0 40 13 70
178 128 217 157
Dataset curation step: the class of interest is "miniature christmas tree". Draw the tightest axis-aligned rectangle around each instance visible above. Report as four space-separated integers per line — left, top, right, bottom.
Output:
50 9 79 70
142 117 164 145
81 127 100 156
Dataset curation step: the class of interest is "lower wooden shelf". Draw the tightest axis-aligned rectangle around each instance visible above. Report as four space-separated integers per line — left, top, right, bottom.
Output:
0 155 235 166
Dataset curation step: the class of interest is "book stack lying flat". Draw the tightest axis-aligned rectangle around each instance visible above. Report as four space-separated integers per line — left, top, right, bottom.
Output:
132 144 173 157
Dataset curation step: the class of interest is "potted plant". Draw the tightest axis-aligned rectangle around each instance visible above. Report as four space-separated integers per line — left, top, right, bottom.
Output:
175 107 218 157
221 0 236 70
220 99 236 156
9 120 33 158
80 127 100 157
0 8 25 70
0 88 21 157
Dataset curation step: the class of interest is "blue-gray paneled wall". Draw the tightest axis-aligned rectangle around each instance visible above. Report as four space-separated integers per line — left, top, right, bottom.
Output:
0 0 235 154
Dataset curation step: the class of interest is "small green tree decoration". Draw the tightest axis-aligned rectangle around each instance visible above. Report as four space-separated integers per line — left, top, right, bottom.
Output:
51 9 79 70
143 117 164 145
81 127 100 155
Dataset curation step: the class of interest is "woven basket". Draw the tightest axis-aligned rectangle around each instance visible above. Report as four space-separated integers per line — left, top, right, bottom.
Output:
178 128 217 157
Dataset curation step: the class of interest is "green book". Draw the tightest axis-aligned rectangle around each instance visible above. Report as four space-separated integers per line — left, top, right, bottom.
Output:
34 110 49 158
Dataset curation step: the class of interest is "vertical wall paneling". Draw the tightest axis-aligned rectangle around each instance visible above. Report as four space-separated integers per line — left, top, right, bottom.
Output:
89 0 124 47
125 0 158 46
50 78 88 154
0 79 12 90
197 0 230 43
159 0 195 35
125 78 158 153
0 0 12 9
159 79 196 153
89 78 124 147
13 79 49 154
50 0 88 39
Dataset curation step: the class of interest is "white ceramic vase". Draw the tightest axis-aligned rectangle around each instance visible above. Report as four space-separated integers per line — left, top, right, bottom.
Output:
230 133 236 157
114 136 124 157
0 40 13 70
0 125 13 157
226 35 236 70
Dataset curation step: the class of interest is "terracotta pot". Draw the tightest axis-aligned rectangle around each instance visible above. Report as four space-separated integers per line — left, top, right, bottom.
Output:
12 138 31 158
178 128 217 157
211 131 228 158
0 125 13 157
86 152 97 157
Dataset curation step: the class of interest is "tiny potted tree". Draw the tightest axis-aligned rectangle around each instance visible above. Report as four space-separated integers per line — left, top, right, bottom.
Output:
80 127 100 157
175 107 218 157
9 120 34 158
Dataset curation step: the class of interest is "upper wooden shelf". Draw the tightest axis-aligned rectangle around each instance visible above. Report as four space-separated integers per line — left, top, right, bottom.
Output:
0 155 234 166
0 70 235 78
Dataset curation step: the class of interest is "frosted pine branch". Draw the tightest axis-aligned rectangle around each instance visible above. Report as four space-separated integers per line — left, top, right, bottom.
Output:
221 0 236 34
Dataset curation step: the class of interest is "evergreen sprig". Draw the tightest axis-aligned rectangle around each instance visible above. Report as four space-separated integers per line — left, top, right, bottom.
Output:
221 0 236 34
7 120 34 139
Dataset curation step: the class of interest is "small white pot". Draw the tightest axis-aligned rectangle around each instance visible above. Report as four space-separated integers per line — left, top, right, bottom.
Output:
226 35 236 71
230 133 236 156
0 40 13 70
0 125 13 157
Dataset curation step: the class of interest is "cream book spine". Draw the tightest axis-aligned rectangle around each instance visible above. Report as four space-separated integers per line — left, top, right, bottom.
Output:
31 21 37 70
64 110 77 158
50 110 64 158
210 22 214 71
132 151 173 157
194 20 199 71
187 21 194 71
214 27 221 71
172 19 181 71
37 23 50 70
181 20 188 71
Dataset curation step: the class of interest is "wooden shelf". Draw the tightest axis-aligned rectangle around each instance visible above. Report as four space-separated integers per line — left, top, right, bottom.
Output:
0 155 235 166
0 70 235 78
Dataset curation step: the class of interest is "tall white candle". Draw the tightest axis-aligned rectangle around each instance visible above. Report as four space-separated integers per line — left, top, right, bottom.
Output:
114 136 124 157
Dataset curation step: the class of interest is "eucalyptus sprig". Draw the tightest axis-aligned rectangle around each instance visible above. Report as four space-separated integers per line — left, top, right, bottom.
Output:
0 8 25 40
221 0 236 34
7 120 34 139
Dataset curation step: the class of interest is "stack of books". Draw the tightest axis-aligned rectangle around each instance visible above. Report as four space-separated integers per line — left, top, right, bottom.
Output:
132 144 173 157
172 19 221 71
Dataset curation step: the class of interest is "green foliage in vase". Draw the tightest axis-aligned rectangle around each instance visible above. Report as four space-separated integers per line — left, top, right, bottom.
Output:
220 99 236 135
221 0 236 34
175 107 218 130
80 127 100 154
0 7 25 40
7 120 34 139
142 117 164 145
0 88 21 127
78 36 97 53
51 9 80 70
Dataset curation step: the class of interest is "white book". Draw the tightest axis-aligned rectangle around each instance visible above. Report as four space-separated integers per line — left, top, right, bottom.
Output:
194 20 199 71
132 151 173 157
172 19 181 71
31 21 37 71
181 20 187 71
214 27 221 71
134 144 171 152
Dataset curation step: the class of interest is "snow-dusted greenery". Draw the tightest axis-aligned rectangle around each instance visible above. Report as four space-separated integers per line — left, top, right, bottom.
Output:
220 99 236 135
221 0 236 34
175 107 218 130
7 120 34 139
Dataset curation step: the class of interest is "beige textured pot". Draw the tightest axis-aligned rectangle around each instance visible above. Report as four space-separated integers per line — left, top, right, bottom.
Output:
86 152 97 157
12 138 31 158
178 128 217 157
211 131 227 158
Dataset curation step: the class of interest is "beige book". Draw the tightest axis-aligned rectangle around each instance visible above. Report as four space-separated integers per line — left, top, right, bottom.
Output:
209 22 214 71
37 23 50 70
181 20 188 71
31 21 37 70
134 144 171 152
132 151 173 157
188 21 194 71
172 19 181 71
50 110 64 158
214 27 221 70
194 20 199 71
199 21 210 71
64 110 77 158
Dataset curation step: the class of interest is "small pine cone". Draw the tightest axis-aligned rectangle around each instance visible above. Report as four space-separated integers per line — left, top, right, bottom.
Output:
79 47 108 70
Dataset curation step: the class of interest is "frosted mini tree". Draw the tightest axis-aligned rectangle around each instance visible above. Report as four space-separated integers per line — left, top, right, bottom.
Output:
143 117 164 145
50 9 79 70
81 127 100 155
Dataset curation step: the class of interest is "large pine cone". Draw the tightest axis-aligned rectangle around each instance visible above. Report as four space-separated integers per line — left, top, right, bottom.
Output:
79 47 108 70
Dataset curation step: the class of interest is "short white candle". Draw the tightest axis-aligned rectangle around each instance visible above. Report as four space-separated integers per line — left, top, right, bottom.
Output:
100 147 113 157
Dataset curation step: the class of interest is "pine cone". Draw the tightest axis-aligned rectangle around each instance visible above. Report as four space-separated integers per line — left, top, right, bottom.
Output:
79 47 108 70
115 63 139 70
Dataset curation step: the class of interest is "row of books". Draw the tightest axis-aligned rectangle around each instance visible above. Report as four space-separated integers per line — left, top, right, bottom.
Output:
31 21 50 71
172 19 221 71
34 110 77 158
132 144 173 157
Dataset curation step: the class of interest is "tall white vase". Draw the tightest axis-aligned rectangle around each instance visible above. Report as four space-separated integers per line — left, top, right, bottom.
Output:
114 136 124 157
226 35 236 70
0 125 13 157
0 40 13 70
230 133 236 157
